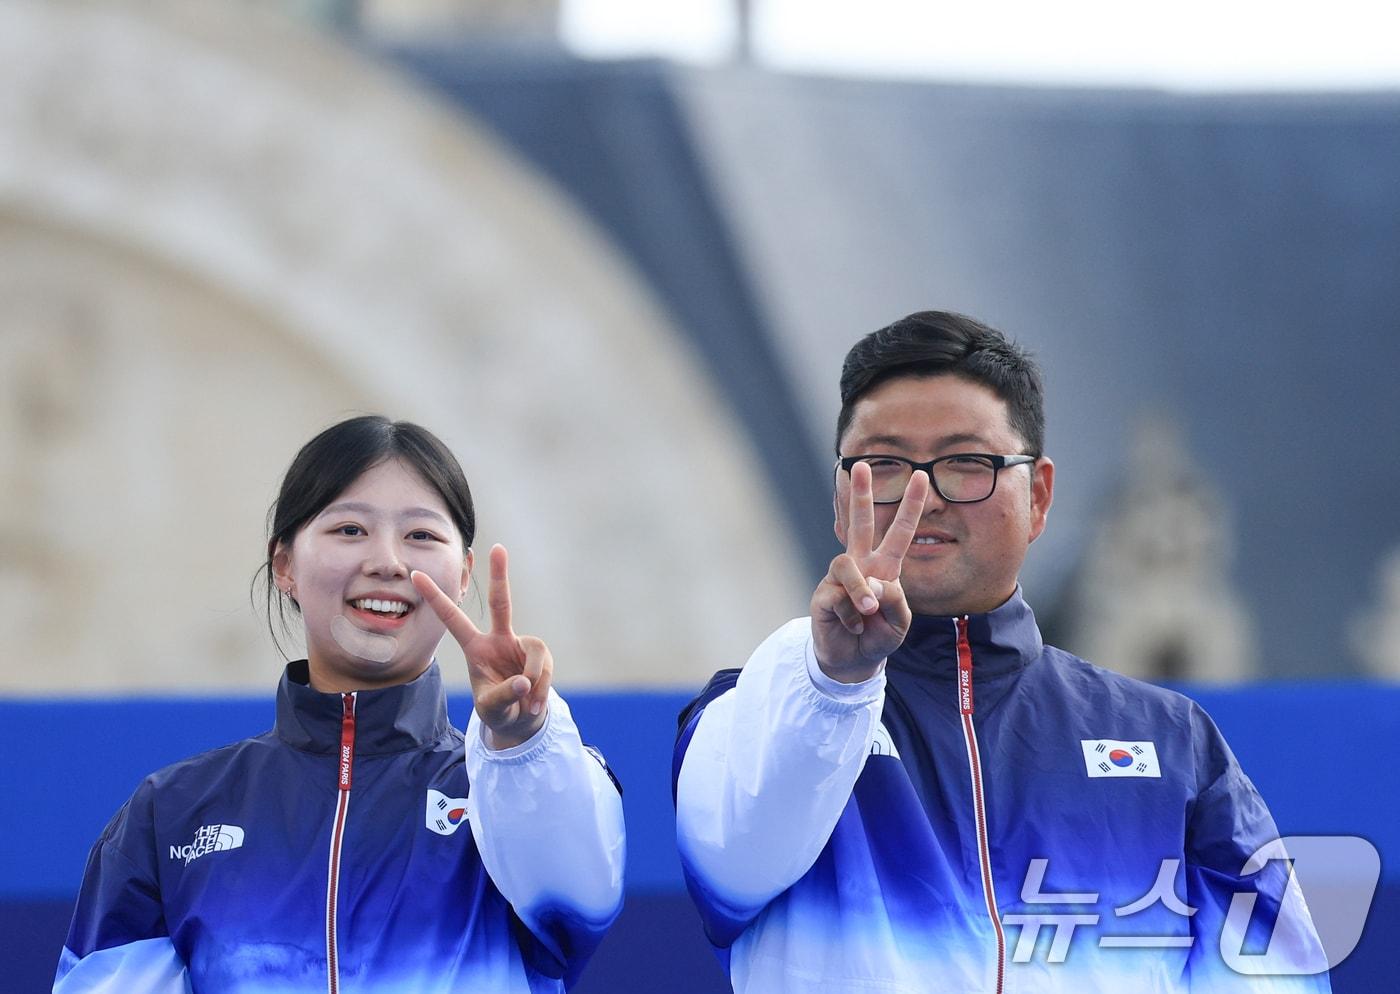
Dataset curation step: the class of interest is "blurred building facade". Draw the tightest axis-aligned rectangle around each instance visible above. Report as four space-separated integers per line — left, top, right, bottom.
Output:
0 0 805 693
6 0 1400 694
6 1 1400 694
393 30 1400 684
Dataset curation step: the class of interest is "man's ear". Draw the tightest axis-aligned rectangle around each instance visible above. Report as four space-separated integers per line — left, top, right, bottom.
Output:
833 486 849 546
1028 457 1055 544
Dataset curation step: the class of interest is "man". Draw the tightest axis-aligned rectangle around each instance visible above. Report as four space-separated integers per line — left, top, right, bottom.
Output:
674 311 1329 993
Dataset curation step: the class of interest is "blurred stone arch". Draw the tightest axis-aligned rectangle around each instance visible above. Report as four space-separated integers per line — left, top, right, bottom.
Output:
0 0 805 692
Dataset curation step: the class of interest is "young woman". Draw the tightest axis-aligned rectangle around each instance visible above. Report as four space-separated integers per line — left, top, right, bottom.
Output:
55 416 625 994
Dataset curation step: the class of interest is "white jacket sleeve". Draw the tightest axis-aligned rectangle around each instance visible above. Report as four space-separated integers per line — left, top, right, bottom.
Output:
53 939 191 994
675 617 885 916
464 688 625 935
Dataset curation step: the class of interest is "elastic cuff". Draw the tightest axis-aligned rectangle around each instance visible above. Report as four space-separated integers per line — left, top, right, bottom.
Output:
803 633 885 705
473 690 568 762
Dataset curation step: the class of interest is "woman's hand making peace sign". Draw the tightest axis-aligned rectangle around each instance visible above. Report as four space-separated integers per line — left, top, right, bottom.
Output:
412 544 551 749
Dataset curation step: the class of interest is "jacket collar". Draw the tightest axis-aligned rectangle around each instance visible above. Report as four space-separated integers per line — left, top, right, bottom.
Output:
274 659 452 755
889 586 1044 680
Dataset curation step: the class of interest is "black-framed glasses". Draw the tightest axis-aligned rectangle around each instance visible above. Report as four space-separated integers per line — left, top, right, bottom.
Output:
836 453 1037 504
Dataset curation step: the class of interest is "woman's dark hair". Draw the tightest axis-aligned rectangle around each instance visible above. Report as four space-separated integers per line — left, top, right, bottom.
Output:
253 415 476 657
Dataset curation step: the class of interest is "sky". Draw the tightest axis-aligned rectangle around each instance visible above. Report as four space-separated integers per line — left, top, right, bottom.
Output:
559 0 1400 91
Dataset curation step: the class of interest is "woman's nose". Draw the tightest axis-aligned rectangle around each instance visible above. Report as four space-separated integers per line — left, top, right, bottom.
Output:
364 539 408 578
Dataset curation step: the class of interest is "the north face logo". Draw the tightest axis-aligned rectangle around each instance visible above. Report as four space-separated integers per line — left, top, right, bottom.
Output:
170 824 245 865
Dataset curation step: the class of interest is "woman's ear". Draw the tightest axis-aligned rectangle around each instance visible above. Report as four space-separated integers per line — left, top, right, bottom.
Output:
459 547 474 602
271 539 295 599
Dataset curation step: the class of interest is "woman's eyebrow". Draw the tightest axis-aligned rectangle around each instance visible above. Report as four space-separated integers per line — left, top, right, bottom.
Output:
401 507 450 524
318 501 449 524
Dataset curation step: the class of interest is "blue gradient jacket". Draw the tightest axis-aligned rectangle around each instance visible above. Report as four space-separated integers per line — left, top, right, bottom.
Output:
56 661 624 994
674 592 1330 994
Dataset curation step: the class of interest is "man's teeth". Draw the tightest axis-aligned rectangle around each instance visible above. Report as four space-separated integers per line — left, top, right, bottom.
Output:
913 537 947 545
352 598 411 615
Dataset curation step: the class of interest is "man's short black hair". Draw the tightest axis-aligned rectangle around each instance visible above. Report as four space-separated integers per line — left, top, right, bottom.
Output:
836 310 1045 457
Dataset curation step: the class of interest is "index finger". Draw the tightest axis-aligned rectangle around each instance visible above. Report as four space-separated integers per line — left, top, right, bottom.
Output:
410 569 483 644
487 543 513 634
845 460 876 559
874 470 930 564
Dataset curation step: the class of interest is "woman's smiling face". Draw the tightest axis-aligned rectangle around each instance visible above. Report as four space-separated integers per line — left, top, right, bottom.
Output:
274 458 472 692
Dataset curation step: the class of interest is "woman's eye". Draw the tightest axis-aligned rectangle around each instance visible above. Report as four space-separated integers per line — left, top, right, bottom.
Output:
408 530 438 542
336 524 365 537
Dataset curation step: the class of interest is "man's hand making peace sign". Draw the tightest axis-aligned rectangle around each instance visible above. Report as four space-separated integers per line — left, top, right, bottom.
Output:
811 462 930 683
411 544 552 749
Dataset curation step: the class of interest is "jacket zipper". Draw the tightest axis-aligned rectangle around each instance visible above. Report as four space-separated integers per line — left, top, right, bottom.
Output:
326 692 356 994
955 617 1005 994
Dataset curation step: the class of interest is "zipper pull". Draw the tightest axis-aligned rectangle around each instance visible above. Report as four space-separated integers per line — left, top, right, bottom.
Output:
338 692 356 792
955 617 974 716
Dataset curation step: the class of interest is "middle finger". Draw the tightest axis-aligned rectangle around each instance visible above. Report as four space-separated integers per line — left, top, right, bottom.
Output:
874 470 930 565
487 543 513 634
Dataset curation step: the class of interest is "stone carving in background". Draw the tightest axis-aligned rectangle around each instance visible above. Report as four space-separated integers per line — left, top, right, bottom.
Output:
1350 546 1400 679
1063 415 1255 683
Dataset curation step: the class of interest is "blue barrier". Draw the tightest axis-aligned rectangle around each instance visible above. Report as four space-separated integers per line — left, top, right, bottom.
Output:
4 682 1395 992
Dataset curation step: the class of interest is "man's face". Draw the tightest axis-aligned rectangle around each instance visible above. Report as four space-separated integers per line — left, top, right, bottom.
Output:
835 374 1054 617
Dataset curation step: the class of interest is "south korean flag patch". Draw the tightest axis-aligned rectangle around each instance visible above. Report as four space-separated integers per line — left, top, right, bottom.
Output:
1081 739 1161 778
426 788 469 836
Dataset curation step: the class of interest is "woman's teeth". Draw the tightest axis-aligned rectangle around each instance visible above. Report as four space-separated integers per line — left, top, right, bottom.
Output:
351 598 411 616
